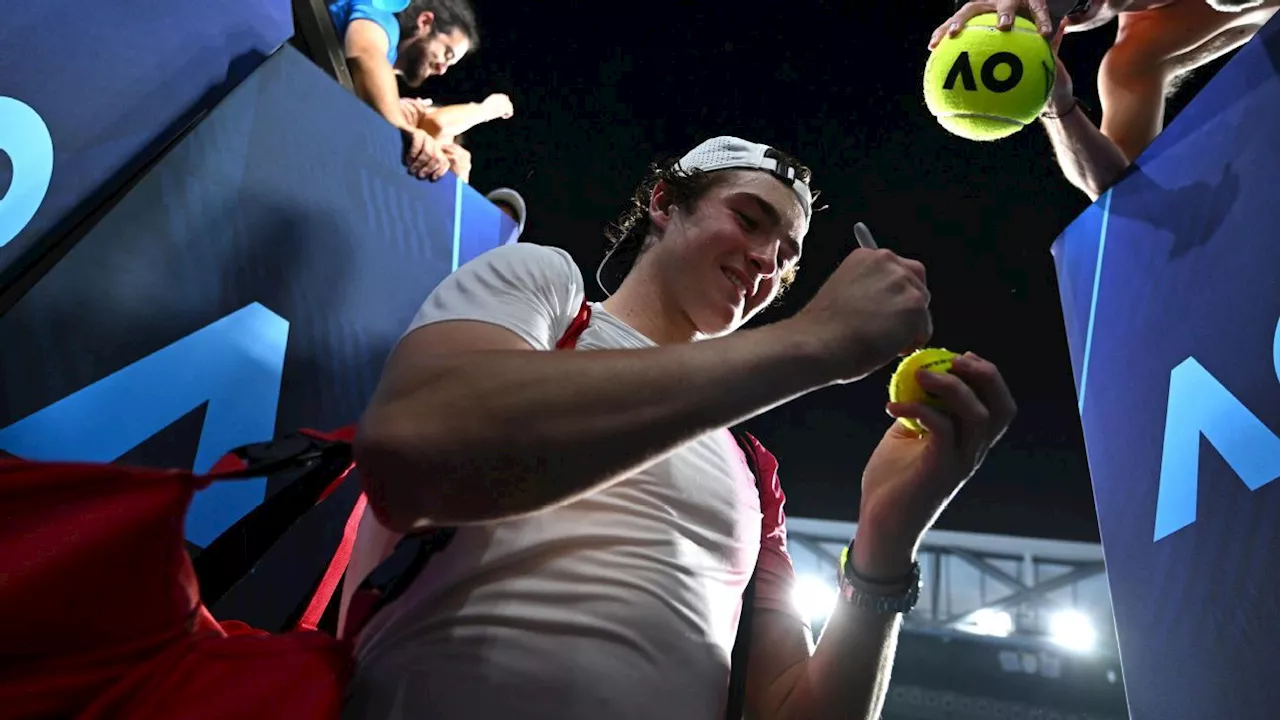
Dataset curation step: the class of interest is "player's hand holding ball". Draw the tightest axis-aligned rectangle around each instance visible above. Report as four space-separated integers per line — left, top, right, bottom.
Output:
801 221 1018 578
854 349 1019 578
889 348 958 434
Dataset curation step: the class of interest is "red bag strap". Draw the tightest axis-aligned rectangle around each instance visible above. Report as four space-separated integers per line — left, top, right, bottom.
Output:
195 431 358 609
556 300 592 350
297 491 367 630
725 430 763 720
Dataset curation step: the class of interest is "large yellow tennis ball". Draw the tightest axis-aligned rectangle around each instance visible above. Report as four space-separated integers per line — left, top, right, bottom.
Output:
889 348 958 434
923 14 1055 141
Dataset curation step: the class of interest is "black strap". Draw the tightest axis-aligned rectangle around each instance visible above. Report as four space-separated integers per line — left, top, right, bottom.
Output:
193 432 356 606
359 526 458 605
726 429 763 720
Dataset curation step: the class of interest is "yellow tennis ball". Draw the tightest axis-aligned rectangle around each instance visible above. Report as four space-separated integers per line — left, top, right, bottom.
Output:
923 13 1055 141
889 348 959 433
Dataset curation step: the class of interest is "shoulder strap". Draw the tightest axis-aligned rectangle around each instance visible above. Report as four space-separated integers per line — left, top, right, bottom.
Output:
556 299 592 349
194 428 358 614
726 429 764 720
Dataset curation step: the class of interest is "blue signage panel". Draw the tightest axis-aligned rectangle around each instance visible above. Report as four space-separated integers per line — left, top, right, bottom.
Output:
0 0 292 278
0 303 288 545
0 47 516 548
1051 20 1280 720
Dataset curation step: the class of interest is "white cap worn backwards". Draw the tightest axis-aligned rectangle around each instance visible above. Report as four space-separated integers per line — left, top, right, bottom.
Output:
676 136 813 219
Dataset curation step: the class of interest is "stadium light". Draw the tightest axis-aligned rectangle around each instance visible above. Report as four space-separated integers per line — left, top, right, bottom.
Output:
791 574 838 624
963 608 1014 637
1048 609 1097 652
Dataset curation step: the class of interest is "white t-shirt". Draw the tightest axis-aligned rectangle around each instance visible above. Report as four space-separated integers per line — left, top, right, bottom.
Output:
343 243 799 720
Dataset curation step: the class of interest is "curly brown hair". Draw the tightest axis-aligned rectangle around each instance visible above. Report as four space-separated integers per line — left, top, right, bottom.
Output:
601 147 816 293
398 0 480 48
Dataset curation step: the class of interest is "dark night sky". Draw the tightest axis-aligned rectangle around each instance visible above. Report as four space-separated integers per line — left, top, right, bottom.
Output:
416 1 1229 543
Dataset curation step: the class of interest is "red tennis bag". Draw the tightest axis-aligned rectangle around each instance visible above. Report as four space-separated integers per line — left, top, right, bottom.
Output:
0 301 595 720
0 429 361 720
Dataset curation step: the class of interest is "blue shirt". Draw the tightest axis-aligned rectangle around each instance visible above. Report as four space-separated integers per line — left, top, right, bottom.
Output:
328 0 408 64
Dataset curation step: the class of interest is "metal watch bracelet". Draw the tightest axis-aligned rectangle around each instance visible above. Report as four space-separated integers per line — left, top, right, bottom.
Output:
838 543 922 615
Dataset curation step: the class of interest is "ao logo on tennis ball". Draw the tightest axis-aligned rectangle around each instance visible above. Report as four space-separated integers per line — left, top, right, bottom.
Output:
0 96 55 249
943 50 1051 97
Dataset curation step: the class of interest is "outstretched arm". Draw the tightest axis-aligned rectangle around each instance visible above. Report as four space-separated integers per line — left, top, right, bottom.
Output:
344 19 412 131
354 245 845 533
359 317 834 532
1096 44 1169 162
414 94 513 139
1042 39 1167 200
356 241 932 533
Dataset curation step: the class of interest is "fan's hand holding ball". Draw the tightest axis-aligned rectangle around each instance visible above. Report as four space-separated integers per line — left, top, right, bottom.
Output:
930 0 1056 44
924 13 1056 141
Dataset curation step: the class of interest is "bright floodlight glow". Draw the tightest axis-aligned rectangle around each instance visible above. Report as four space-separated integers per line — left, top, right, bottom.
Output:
965 608 1014 637
1048 609 1097 652
791 574 838 623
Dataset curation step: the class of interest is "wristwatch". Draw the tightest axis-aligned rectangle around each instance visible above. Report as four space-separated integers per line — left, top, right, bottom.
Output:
838 542 922 616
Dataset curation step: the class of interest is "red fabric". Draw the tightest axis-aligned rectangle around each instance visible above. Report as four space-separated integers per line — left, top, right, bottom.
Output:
311 458 356 512
555 300 592 350
299 426 359 444
208 452 250 475
74 625 350 720
0 456 352 720
298 492 368 630
734 433 803 624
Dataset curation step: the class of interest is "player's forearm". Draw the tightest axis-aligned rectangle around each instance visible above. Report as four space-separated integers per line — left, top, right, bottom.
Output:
356 322 833 531
778 606 902 720
771 524 917 720
1041 106 1132 201
348 54 412 130
417 102 493 139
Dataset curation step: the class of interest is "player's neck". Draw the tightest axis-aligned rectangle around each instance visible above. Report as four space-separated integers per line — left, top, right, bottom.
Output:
602 270 699 346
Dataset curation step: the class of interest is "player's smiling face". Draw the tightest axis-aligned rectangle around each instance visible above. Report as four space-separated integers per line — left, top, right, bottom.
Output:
648 170 808 338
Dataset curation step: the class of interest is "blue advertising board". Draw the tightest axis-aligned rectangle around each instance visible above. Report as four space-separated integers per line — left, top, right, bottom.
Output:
0 46 517 556
1051 18 1280 720
0 0 293 283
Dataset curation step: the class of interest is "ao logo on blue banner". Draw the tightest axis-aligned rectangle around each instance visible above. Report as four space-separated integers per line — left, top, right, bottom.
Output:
0 96 55 248
0 303 289 545
1154 317 1280 541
